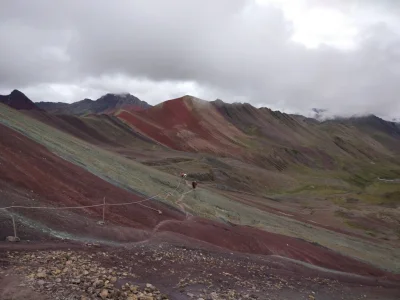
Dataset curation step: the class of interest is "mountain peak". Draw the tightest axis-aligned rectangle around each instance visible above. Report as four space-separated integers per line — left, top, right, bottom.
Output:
100 92 131 99
10 89 26 97
0 89 41 111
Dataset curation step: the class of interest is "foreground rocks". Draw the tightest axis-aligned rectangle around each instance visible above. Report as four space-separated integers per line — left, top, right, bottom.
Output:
6 250 168 300
2 242 399 300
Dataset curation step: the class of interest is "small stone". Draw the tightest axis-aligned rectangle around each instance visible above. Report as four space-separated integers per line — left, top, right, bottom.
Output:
83 270 89 275
5 236 20 242
127 296 138 300
53 269 61 275
110 276 117 283
71 278 81 284
187 293 194 298
99 289 108 299
81 296 89 300
130 285 139 293
55 278 61 283
93 279 104 288
36 272 46 279
309 296 315 300
37 280 45 286
146 283 156 291
139 296 154 300
210 292 219 300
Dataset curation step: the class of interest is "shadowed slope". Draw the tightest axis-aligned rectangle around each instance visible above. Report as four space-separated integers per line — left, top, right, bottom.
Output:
0 90 42 111
213 100 319 147
37 93 151 116
213 100 400 170
327 115 400 154
25 110 158 149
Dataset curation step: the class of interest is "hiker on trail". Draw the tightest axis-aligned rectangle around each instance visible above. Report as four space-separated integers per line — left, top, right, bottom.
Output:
180 173 187 179
192 181 197 189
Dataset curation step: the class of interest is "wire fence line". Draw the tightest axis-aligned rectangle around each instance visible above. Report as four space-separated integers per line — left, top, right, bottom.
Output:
1 177 191 240
0 194 162 212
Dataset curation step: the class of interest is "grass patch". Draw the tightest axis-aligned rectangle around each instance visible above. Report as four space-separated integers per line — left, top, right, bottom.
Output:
285 184 349 196
334 210 352 218
345 220 370 231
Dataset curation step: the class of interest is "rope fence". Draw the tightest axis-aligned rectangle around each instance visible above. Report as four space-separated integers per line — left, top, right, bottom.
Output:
0 177 192 241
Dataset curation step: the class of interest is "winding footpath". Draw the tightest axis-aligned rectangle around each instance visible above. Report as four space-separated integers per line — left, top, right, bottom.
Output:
152 179 194 234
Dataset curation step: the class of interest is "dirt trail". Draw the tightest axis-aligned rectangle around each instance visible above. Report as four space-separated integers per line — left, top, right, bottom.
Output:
378 177 400 183
175 190 193 218
153 180 193 234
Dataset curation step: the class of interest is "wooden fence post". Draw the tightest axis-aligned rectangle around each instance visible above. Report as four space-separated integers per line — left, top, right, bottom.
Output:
102 197 106 224
11 213 17 238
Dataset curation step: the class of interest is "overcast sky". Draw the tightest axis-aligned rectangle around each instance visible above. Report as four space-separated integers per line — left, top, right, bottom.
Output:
1 0 400 120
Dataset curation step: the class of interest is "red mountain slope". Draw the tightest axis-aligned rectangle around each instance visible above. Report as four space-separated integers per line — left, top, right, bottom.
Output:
117 96 247 155
0 123 180 233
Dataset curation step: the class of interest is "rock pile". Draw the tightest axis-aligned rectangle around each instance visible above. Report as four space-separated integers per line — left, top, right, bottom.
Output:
7 251 168 300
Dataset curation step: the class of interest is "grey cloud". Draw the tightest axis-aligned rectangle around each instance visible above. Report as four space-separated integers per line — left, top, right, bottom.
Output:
0 0 400 119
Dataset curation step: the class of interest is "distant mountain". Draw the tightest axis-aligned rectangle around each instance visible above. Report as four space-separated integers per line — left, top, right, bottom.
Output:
37 93 151 116
0 89 42 111
117 95 247 154
325 114 400 153
336 114 400 137
311 108 328 120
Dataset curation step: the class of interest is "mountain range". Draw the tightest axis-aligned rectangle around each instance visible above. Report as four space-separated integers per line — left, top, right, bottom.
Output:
1 89 399 169
36 92 151 115
1 88 400 297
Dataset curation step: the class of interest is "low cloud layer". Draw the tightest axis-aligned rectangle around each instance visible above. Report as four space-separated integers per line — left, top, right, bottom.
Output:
1 0 400 119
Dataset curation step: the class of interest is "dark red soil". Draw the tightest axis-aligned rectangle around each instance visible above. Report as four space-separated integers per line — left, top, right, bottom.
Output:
155 217 399 281
1 123 399 284
0 123 182 231
117 96 245 155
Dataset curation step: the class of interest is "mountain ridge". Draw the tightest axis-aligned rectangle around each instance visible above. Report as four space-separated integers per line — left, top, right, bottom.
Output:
0 89 42 111
2 89 399 165
36 92 151 115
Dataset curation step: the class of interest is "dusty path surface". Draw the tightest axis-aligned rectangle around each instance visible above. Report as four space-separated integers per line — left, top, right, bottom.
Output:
0 241 399 300
152 180 193 234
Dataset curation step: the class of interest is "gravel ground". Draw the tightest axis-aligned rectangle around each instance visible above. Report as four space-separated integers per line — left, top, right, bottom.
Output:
0 241 399 300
